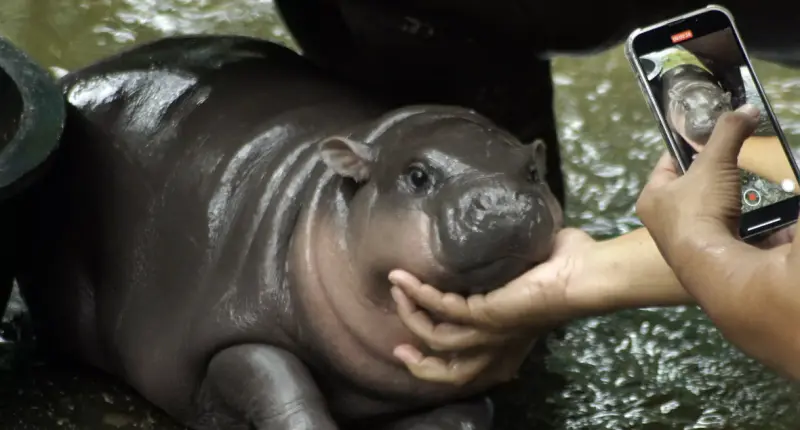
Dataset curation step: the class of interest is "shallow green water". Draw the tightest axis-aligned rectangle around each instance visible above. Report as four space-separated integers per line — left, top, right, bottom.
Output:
1 1 800 429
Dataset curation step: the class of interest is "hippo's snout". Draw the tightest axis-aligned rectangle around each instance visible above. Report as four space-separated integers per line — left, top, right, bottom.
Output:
685 110 724 143
434 180 557 292
688 111 718 131
464 190 538 239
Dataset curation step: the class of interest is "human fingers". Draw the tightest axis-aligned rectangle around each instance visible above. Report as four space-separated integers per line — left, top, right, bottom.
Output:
391 268 547 330
637 152 679 220
389 270 478 324
391 286 513 351
393 344 493 386
692 105 758 170
645 151 680 190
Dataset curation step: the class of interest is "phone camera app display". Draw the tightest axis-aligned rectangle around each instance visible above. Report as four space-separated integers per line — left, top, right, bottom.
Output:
638 27 799 214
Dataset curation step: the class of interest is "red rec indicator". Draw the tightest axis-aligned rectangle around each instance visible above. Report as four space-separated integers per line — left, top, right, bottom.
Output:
745 191 759 202
671 30 694 43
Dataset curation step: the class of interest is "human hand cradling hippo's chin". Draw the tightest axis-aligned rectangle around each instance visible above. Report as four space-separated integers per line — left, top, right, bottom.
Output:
386 224 707 385
387 225 698 386
389 104 800 386
388 227 597 385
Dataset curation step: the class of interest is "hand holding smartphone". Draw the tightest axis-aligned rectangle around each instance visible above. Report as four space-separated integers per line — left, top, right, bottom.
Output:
625 4 800 240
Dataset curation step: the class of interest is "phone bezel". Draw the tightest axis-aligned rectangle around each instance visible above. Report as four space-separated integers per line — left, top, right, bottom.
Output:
625 4 800 241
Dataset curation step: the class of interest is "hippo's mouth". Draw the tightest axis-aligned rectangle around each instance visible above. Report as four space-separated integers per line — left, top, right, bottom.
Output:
451 254 545 296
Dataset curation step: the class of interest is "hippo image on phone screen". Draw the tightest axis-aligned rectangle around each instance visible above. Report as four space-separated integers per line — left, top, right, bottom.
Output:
12 35 562 430
662 62 732 147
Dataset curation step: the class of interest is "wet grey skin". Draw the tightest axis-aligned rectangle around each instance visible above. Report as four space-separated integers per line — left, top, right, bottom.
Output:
13 35 562 430
663 65 733 145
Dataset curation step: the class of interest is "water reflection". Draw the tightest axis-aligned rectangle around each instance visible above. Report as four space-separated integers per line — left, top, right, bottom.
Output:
0 0 294 71
1 0 800 429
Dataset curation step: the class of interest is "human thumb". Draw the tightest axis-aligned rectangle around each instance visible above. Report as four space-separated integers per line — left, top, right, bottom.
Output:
693 104 759 169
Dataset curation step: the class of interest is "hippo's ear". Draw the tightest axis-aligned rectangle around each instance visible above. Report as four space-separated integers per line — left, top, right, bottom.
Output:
531 138 548 177
319 136 374 182
722 91 732 104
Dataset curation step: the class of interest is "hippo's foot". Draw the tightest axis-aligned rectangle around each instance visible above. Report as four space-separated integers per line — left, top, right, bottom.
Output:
375 398 493 430
196 344 338 430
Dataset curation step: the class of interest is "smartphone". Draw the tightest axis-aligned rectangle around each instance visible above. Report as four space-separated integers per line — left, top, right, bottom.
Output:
625 4 800 240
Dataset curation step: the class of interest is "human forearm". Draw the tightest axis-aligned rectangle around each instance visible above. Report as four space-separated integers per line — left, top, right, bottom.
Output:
567 227 693 316
666 234 800 380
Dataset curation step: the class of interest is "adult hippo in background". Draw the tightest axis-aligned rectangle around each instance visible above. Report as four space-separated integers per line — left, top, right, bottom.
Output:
13 35 562 430
274 0 800 211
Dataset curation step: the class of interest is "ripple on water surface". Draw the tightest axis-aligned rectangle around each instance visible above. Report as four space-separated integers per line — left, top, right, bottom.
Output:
1 1 800 429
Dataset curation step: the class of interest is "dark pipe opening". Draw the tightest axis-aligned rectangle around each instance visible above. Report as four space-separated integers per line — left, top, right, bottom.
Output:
0 66 22 154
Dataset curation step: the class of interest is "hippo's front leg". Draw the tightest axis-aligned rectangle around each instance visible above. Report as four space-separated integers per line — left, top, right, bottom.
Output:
376 398 493 430
200 344 338 430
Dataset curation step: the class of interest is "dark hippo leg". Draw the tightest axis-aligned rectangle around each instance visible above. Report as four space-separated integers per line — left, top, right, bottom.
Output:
198 341 491 430
197 345 337 430
369 398 493 430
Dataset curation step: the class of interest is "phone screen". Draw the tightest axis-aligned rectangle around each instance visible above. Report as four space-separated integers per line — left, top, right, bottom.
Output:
629 8 800 238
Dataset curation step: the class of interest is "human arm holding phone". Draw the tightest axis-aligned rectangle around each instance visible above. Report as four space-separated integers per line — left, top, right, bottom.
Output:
636 110 800 380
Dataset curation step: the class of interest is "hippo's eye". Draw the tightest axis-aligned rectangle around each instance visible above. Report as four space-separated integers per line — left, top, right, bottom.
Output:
404 164 432 192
